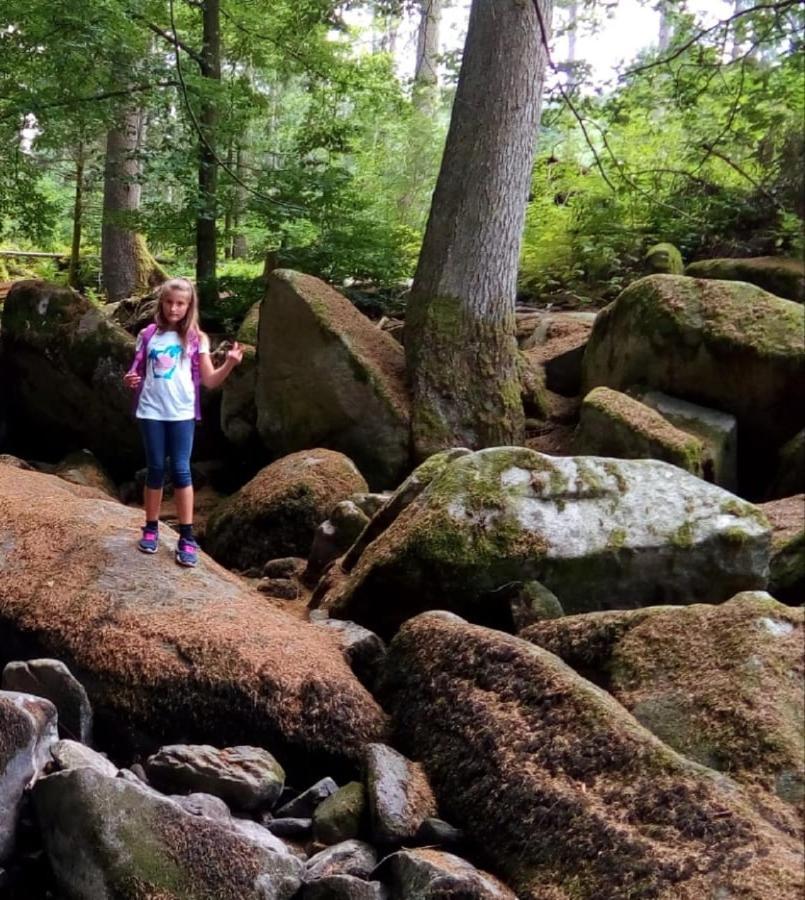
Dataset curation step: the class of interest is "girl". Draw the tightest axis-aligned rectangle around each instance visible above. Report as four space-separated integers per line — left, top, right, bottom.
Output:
123 277 243 567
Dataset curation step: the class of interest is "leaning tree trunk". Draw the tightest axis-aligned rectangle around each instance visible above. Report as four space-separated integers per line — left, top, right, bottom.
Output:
102 105 166 300
658 1 672 52
196 0 221 306
405 0 553 460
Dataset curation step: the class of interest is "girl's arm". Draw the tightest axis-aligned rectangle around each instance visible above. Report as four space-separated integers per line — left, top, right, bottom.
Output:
199 340 243 389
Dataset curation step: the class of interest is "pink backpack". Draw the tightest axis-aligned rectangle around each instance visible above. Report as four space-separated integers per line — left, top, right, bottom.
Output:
127 323 202 421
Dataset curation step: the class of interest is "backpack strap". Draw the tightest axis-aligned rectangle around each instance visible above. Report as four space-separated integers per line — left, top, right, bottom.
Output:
128 323 158 417
189 330 202 422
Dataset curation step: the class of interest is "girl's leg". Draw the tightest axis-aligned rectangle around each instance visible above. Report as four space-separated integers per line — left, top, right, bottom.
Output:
166 419 195 527
139 419 167 521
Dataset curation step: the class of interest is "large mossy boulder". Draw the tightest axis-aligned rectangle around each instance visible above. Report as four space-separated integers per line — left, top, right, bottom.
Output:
377 612 804 899
684 256 805 304
0 464 387 771
0 280 140 476
581 275 805 451
255 270 410 489
33 767 304 899
574 387 706 477
220 343 259 451
522 592 804 819
317 447 770 638
205 448 368 570
760 494 805 605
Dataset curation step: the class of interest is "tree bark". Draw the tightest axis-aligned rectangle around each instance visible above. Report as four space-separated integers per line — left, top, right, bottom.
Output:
414 0 441 104
68 144 85 290
231 144 249 258
102 105 165 300
406 0 553 460
196 0 221 305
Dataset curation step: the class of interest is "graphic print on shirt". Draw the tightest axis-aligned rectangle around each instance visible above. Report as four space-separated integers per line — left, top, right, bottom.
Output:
148 343 183 380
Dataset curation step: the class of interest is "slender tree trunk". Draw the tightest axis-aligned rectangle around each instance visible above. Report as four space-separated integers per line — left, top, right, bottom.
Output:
567 0 578 64
223 138 234 259
658 1 671 52
406 0 553 460
196 0 220 305
102 105 165 299
68 144 85 290
414 0 441 111
231 143 249 258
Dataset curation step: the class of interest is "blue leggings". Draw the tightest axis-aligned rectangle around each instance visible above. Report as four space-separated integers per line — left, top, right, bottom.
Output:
138 419 195 490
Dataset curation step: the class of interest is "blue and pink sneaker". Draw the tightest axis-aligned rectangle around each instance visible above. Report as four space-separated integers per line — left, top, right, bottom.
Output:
175 537 199 568
138 526 159 554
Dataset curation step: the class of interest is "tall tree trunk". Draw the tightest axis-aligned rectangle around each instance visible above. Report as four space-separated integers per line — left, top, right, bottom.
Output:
102 105 165 300
406 0 553 460
68 144 85 290
567 0 578 65
196 0 220 305
658 1 671 52
231 144 249 258
414 0 441 111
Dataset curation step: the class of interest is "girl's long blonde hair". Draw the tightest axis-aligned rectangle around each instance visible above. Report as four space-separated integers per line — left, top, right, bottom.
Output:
155 277 200 352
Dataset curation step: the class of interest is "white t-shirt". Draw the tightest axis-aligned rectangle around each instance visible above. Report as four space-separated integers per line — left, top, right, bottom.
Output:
135 329 210 421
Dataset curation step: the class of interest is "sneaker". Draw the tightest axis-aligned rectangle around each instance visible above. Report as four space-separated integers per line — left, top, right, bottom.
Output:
138 527 159 554
175 537 199 568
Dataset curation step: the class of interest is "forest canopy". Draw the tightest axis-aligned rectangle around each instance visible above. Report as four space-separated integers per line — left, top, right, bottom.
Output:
0 0 802 315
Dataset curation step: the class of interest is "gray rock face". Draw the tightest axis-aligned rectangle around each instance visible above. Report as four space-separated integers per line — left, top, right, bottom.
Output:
256 270 411 489
320 447 771 638
276 777 338 819
305 839 377 881
265 817 312 839
381 849 516 900
0 692 58 862
170 792 232 821
377 612 805 899
221 343 259 449
2 658 93 744
50 740 117 777
636 390 738 490
145 744 285 811
365 744 437 845
33 767 303 899
509 581 563 631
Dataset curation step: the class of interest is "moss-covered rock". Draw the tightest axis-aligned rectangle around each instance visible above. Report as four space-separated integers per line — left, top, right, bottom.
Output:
644 242 684 275
377 612 804 899
256 270 410 489
317 447 771 638
760 493 805 604
236 300 261 344
33 767 304 899
205 448 368 570
1 280 141 476
521 311 596 397
523 592 804 821
313 781 366 845
0 465 387 773
684 256 804 304
518 350 550 419
581 275 805 453
574 387 707 476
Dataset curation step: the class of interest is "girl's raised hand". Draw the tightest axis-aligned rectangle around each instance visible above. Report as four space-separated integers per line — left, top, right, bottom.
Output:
227 341 243 365
123 372 142 390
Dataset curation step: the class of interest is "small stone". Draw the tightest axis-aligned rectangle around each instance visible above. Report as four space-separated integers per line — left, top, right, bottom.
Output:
415 817 464 849
265 817 313 839
380 848 516 899
314 620 386 689
312 782 366 845
50 740 117 778
302 874 388 899
349 493 388 519
276 777 339 818
365 744 436 845
510 581 564 631
145 744 285 811
170 792 231 820
305 839 377 881
264 557 306 579
257 577 300 600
